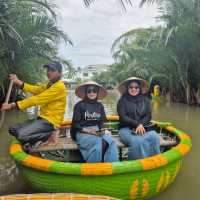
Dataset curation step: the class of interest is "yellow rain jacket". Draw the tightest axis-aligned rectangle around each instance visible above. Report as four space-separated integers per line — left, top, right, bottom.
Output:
17 80 67 127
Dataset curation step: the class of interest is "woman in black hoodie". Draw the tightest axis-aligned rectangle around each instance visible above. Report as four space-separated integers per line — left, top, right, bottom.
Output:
70 81 119 163
117 77 160 160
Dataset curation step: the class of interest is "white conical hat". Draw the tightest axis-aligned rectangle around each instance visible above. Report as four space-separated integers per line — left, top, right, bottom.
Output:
117 77 148 94
75 81 107 99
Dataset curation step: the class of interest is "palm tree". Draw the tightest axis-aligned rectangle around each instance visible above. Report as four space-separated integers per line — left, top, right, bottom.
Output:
83 0 163 10
108 0 200 104
0 0 73 102
62 59 77 80
83 0 133 10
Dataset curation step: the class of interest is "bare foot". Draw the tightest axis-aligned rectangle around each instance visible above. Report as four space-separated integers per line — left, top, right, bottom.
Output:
35 129 60 147
46 129 60 146
39 140 50 146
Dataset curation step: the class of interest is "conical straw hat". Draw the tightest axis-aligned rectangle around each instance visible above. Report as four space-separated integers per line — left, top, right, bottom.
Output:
75 81 107 99
117 77 148 94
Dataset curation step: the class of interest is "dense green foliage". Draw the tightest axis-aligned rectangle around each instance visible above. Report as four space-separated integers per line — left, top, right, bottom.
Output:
0 0 73 102
94 0 200 105
83 0 133 10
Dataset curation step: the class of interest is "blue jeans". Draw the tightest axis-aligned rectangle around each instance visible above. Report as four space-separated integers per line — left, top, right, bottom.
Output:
76 126 119 163
119 127 160 160
9 118 54 145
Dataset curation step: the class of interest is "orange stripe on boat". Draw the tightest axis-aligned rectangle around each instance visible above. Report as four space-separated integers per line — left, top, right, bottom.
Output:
163 170 171 189
23 155 54 171
106 115 119 121
165 126 176 132
61 115 119 126
156 172 165 193
170 162 181 184
173 144 191 155
61 119 72 126
129 179 138 200
140 154 168 170
142 179 149 198
178 133 191 140
10 144 23 154
81 163 113 175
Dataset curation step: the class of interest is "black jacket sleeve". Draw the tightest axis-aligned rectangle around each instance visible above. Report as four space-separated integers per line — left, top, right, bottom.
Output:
139 98 152 124
117 99 139 128
99 103 107 129
71 102 83 131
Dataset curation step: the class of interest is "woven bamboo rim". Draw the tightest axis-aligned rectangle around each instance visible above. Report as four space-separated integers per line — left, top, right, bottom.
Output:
0 193 119 200
9 115 192 176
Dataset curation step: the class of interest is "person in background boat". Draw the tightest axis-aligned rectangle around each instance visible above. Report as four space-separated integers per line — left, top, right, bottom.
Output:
1 61 67 148
151 85 161 99
117 77 160 160
70 81 119 163
151 85 161 114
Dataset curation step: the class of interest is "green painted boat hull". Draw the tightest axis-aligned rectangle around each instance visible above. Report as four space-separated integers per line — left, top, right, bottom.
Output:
17 160 181 200
10 118 191 200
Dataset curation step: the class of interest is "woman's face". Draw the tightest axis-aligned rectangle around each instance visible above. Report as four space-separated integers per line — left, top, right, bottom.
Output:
128 82 140 96
86 86 98 100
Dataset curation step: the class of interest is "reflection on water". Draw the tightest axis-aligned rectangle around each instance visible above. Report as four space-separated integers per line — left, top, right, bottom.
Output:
0 90 199 199
0 111 27 195
0 158 18 193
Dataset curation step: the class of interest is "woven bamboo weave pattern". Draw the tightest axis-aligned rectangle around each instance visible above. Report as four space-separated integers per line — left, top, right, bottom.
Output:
0 193 119 200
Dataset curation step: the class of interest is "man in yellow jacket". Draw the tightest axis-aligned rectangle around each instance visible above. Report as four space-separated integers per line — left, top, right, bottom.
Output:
1 61 67 147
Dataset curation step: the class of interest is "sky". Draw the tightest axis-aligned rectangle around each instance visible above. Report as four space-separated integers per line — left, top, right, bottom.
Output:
55 0 161 68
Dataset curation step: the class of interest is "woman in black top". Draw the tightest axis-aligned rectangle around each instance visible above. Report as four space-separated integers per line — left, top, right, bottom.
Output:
117 77 160 160
70 81 119 163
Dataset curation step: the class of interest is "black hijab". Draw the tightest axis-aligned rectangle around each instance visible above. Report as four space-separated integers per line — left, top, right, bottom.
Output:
84 85 99 104
122 80 144 102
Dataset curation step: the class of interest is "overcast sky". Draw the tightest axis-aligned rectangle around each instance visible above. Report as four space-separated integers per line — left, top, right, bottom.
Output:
55 0 161 68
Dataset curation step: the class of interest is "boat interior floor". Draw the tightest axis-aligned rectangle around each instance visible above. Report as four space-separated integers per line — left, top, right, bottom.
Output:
29 128 178 163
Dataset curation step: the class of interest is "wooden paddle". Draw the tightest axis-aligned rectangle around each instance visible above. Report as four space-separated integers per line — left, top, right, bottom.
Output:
0 80 14 129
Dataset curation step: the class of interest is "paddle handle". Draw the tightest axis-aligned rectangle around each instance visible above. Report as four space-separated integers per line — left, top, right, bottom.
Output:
5 80 14 104
0 80 14 129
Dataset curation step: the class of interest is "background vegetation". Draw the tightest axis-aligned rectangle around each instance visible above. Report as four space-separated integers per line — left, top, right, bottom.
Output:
0 0 73 102
93 0 200 105
1 0 200 105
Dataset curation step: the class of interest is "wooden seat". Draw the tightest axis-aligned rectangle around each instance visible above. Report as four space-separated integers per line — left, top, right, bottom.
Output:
31 135 126 153
30 128 177 163
30 132 176 153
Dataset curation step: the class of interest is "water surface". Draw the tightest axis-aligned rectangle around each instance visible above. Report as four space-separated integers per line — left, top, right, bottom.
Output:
0 91 199 199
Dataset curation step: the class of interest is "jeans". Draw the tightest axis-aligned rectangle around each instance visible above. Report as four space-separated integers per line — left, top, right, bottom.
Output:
9 118 54 145
119 127 160 160
76 126 119 163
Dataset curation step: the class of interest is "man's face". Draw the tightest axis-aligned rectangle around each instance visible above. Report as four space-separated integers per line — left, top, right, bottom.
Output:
47 68 61 80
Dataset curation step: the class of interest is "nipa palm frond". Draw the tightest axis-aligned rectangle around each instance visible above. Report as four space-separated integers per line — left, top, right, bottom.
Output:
83 0 132 10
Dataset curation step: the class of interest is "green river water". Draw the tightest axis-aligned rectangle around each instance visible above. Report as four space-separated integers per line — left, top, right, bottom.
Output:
0 90 199 199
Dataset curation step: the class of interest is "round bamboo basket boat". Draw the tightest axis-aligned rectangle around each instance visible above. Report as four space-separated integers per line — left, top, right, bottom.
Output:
9 115 192 200
0 193 119 200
